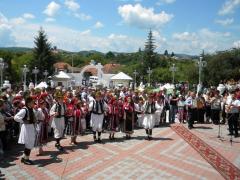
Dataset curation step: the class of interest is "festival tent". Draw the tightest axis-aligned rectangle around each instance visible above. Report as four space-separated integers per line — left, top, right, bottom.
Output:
110 72 133 87
52 71 72 87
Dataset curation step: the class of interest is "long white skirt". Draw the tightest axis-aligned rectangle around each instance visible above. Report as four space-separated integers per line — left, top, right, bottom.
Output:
90 113 104 132
142 114 155 129
18 124 36 149
137 114 144 127
155 110 162 126
51 117 65 139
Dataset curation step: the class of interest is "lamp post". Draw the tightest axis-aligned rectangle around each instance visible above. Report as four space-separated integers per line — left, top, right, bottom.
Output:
133 69 138 89
22 65 29 91
32 66 39 87
147 67 152 87
196 56 207 85
169 63 178 84
0 58 7 88
43 70 49 82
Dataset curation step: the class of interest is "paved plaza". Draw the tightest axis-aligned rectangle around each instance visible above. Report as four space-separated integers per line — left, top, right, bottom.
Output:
1 123 240 180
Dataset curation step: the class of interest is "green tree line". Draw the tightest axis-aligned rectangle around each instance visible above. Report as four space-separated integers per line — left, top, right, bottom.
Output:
0 28 239 87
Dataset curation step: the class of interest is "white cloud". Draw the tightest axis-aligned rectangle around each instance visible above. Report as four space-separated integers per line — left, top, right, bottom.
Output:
168 28 233 54
156 0 176 6
215 18 234 26
23 13 35 19
64 0 80 12
10 17 26 25
45 18 56 22
74 12 91 21
218 0 240 15
233 40 240 48
172 32 197 41
94 21 104 29
43 1 61 17
118 4 173 29
0 13 16 46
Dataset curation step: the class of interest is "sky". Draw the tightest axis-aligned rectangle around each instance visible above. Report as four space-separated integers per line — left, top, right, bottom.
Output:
0 0 240 55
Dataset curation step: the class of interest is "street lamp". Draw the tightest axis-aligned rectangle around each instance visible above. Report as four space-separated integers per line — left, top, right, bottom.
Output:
133 70 138 89
0 58 7 88
32 66 39 87
22 65 29 91
196 56 207 85
43 70 49 82
147 67 152 87
169 63 178 84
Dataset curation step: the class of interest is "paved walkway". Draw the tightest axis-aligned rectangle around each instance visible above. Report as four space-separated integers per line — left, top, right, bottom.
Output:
0 123 239 179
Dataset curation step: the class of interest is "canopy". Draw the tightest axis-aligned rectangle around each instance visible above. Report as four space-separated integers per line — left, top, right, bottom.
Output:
53 71 71 79
35 82 48 89
110 72 132 80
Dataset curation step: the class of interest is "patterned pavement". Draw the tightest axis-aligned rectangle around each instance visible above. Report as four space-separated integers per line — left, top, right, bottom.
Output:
0 123 239 179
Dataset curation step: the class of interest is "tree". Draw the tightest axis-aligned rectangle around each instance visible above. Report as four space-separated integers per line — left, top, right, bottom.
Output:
171 52 175 57
32 27 55 80
164 50 169 57
105 51 115 59
143 29 158 71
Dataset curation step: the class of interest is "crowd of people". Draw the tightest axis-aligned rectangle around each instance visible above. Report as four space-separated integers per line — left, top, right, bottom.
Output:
0 84 239 166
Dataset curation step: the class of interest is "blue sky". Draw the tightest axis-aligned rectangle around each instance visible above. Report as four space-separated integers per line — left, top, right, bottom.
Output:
0 0 240 55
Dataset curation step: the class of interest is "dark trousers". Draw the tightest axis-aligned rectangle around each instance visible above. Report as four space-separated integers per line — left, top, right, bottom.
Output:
211 109 220 124
0 131 7 151
197 108 205 123
188 108 197 127
228 113 239 136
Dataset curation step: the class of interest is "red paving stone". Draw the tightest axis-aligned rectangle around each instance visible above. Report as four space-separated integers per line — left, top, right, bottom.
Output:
0 124 238 179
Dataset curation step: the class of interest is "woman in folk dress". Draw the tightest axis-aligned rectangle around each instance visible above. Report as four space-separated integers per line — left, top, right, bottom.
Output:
123 96 135 139
35 99 50 155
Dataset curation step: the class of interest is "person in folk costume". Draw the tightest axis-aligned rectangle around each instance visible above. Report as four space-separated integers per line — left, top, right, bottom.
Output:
107 96 120 140
225 89 240 137
0 99 6 156
177 95 185 123
142 94 157 140
72 101 85 141
210 90 222 125
50 91 66 151
14 96 37 165
35 98 50 155
89 91 108 143
65 98 77 145
63 91 74 136
185 91 198 129
117 97 124 133
123 96 135 139
135 97 144 128
155 95 164 126
196 92 205 123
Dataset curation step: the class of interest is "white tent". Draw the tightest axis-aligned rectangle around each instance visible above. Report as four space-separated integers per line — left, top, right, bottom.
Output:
52 71 72 87
35 82 48 89
110 72 132 87
53 71 71 80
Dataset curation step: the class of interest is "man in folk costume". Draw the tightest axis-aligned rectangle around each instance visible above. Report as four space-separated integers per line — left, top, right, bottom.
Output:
35 98 50 155
123 96 135 139
50 91 66 150
142 94 157 140
14 97 37 165
89 91 108 143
